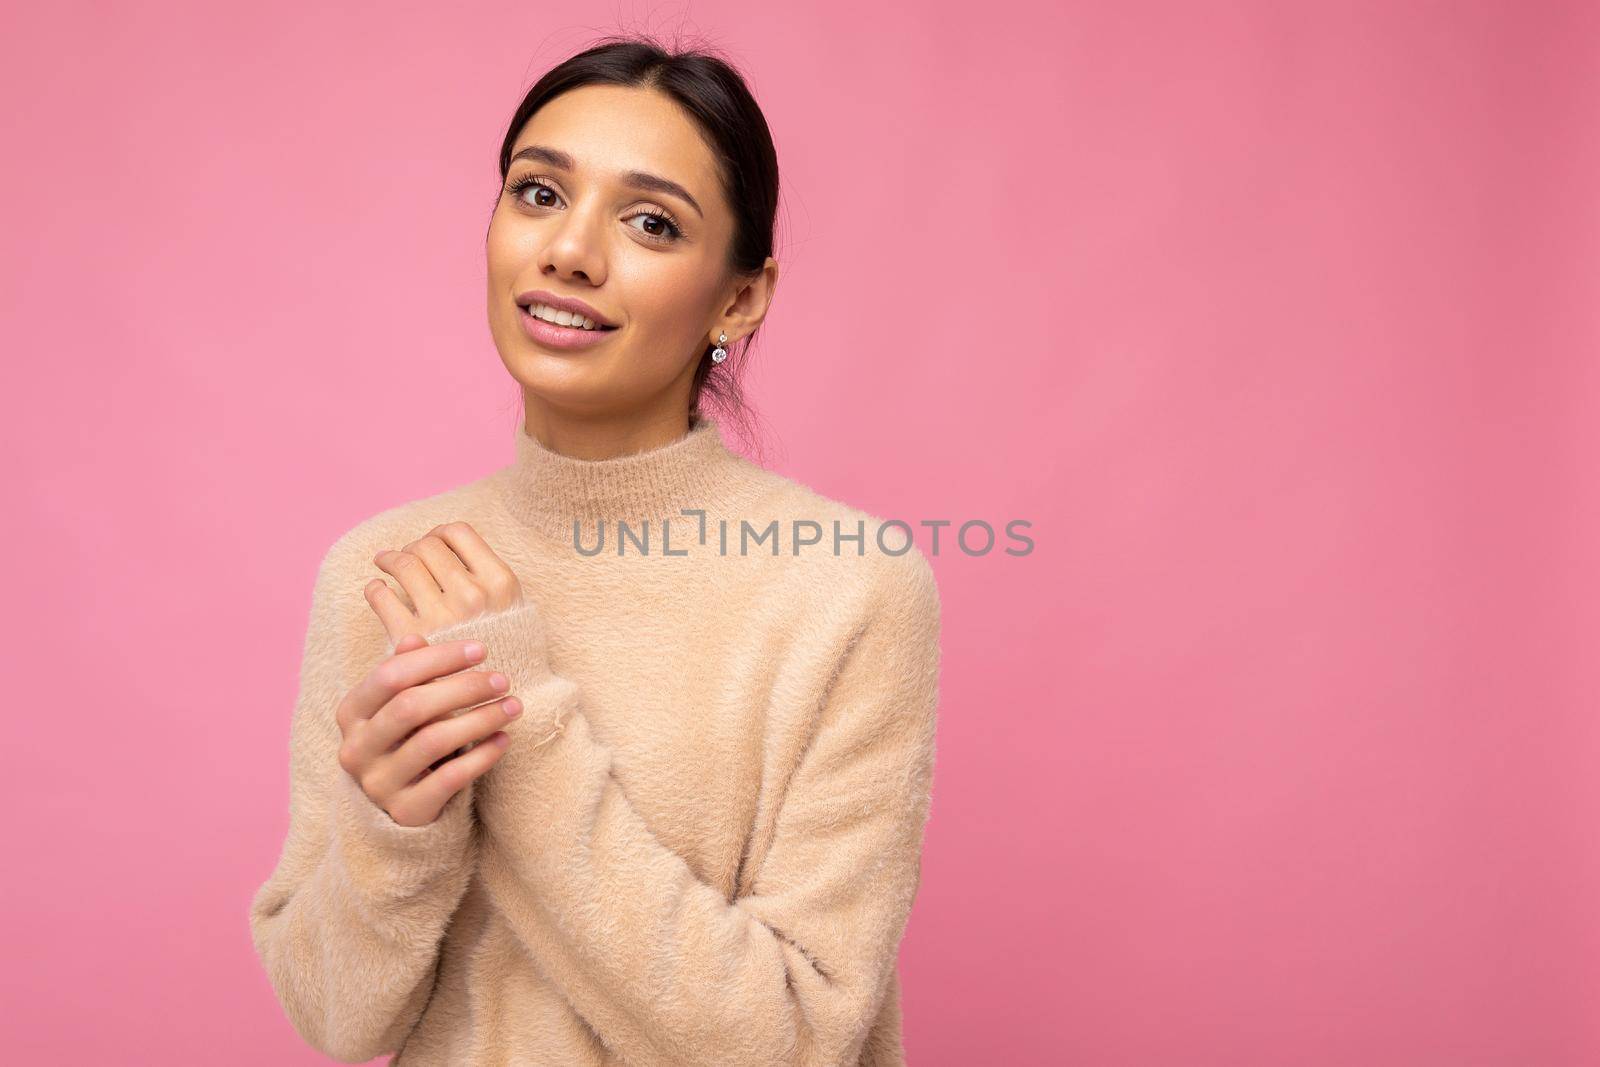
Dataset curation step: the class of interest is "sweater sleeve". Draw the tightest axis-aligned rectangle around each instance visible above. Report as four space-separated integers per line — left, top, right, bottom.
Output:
248 535 481 1063
418 552 943 1067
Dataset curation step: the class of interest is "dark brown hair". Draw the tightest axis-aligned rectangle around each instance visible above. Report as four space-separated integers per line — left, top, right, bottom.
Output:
496 35 780 449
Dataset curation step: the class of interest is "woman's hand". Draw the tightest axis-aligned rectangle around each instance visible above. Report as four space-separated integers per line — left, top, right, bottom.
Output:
365 521 523 644
336 632 522 826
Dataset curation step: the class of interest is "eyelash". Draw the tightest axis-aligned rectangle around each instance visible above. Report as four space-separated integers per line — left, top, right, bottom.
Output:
504 174 684 243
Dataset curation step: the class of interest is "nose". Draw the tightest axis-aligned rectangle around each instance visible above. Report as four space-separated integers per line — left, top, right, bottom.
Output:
537 204 608 286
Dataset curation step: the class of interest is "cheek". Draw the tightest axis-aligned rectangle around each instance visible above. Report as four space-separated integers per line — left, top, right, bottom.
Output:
485 225 520 281
614 260 714 338
485 206 544 275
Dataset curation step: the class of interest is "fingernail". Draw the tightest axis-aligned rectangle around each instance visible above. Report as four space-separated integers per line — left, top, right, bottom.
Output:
489 672 508 691
464 642 485 661
504 698 522 718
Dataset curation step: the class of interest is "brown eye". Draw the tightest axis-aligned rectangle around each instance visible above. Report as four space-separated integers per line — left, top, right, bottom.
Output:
507 175 562 209
626 210 683 243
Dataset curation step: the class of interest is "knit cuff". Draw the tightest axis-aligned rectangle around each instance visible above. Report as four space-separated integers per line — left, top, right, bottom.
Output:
417 604 574 762
331 764 476 892
387 603 554 690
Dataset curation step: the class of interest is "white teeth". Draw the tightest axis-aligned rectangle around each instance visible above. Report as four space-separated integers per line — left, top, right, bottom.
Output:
527 302 605 330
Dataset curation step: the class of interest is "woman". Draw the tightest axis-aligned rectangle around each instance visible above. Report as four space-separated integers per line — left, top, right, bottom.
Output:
249 37 942 1067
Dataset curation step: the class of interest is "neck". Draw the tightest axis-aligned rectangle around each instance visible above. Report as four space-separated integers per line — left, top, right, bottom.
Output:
519 404 695 462
495 412 763 543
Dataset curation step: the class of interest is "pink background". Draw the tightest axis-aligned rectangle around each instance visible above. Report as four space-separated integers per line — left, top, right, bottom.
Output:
4 2 1596 1063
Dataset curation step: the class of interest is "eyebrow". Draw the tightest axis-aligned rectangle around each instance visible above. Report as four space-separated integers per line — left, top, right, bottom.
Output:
509 144 704 218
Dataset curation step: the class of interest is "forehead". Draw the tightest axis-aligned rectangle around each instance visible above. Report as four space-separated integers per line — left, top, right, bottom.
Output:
512 85 721 201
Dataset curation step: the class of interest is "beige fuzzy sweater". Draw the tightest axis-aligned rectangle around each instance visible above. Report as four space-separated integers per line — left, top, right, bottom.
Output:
248 415 942 1066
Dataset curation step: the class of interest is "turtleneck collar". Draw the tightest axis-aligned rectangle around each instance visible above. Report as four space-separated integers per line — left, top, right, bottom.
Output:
495 414 767 542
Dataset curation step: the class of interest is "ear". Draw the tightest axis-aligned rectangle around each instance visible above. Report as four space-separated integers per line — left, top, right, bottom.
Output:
719 256 780 339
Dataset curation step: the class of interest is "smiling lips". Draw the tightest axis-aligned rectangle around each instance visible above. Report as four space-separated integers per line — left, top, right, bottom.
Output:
517 303 619 350
522 301 614 332
514 289 618 328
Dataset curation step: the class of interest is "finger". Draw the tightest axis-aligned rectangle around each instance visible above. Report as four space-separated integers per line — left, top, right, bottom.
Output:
390 633 429 656
374 548 446 619
430 522 517 588
387 727 512 826
376 695 521 796
335 639 486 736
364 579 418 641
406 534 479 604
364 667 512 755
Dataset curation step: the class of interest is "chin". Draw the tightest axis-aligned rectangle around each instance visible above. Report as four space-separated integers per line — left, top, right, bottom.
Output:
503 350 618 401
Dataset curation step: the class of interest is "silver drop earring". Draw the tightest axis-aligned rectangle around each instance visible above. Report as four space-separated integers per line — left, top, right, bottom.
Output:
711 331 728 364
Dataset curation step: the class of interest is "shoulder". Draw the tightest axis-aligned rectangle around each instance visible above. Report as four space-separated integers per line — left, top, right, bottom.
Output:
291 469 507 677
760 483 944 737
303 471 508 663
744 471 941 631
314 471 506 581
